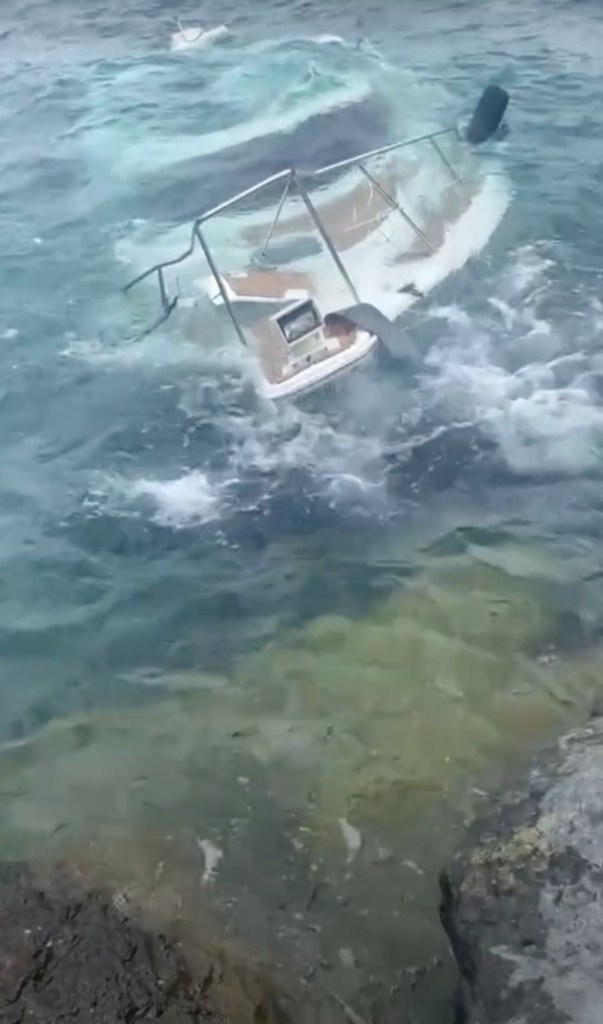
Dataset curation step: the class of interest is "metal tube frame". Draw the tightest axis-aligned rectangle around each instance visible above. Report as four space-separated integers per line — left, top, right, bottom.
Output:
123 127 458 294
158 267 169 307
357 163 434 253
193 224 248 348
307 127 454 179
122 124 463 333
259 172 294 258
292 172 361 304
124 167 292 293
429 136 459 183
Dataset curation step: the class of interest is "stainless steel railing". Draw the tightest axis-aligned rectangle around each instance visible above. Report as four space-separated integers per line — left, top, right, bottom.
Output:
122 126 461 341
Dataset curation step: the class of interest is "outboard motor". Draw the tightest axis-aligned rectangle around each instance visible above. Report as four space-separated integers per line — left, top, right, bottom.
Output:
465 84 509 145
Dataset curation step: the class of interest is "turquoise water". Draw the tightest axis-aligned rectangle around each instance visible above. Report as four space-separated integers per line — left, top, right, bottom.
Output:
3 0 603 734
3 0 603 1019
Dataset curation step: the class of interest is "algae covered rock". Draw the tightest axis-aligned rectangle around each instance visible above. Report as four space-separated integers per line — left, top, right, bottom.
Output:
440 717 603 1024
0 861 290 1024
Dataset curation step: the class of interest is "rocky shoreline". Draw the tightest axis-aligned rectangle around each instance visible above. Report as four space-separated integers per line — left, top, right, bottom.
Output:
6 720 603 1024
4 724 602 1023
0 862 291 1024
441 718 603 1024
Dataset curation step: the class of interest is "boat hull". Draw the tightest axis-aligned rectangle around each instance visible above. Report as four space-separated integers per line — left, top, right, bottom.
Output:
254 330 378 400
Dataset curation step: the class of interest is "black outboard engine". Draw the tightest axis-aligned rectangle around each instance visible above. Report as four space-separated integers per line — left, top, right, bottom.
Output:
465 84 509 145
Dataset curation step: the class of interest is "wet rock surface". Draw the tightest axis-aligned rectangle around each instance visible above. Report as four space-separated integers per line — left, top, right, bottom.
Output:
440 717 603 1024
0 862 291 1024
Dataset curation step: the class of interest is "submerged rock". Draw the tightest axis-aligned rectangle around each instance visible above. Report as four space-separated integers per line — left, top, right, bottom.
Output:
0 551 600 1024
0 862 290 1024
440 718 603 1024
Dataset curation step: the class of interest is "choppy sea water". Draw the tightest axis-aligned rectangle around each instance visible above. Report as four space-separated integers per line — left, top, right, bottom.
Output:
2 0 603 1020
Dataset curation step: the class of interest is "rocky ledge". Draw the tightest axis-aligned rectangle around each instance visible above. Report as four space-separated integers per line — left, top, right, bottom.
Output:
440 717 603 1024
0 862 291 1024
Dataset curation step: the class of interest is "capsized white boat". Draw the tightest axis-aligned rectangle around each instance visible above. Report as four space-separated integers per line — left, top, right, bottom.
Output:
124 85 510 400
170 20 229 52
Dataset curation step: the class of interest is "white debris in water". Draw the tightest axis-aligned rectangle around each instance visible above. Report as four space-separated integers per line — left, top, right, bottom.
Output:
331 994 368 1024
371 842 394 864
112 888 132 912
196 837 223 885
402 859 425 876
339 947 356 969
170 23 229 52
338 818 362 863
1 328 18 340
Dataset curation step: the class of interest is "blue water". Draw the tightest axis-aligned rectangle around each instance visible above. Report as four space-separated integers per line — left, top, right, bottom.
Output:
1 0 603 778
3 0 603 735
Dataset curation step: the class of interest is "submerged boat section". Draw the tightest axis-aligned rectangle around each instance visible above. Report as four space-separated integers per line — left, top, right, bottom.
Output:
123 87 510 399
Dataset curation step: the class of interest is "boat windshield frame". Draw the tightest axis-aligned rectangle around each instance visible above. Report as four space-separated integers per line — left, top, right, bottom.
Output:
122 126 461 344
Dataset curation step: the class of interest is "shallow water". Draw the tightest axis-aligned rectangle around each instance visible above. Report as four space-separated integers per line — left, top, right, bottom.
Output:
2 546 602 1022
3 0 603 1019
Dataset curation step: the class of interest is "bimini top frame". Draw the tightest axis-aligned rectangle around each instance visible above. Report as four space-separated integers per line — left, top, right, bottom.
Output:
123 126 461 343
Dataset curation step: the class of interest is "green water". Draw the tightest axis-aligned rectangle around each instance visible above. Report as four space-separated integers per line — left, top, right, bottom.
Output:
1 540 600 1022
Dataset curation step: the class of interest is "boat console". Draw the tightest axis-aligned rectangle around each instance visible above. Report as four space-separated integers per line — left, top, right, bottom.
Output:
273 298 322 345
268 298 346 373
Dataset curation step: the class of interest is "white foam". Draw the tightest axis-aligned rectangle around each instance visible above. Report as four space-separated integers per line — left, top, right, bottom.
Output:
422 236 603 480
315 34 347 45
507 244 555 295
60 334 207 369
87 471 222 528
486 386 603 477
127 471 220 527
488 296 517 331
225 401 385 487
92 404 389 529
113 79 372 178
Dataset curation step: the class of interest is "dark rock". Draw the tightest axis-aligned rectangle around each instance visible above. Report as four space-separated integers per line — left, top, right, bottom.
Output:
440 718 603 1023
0 862 291 1024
